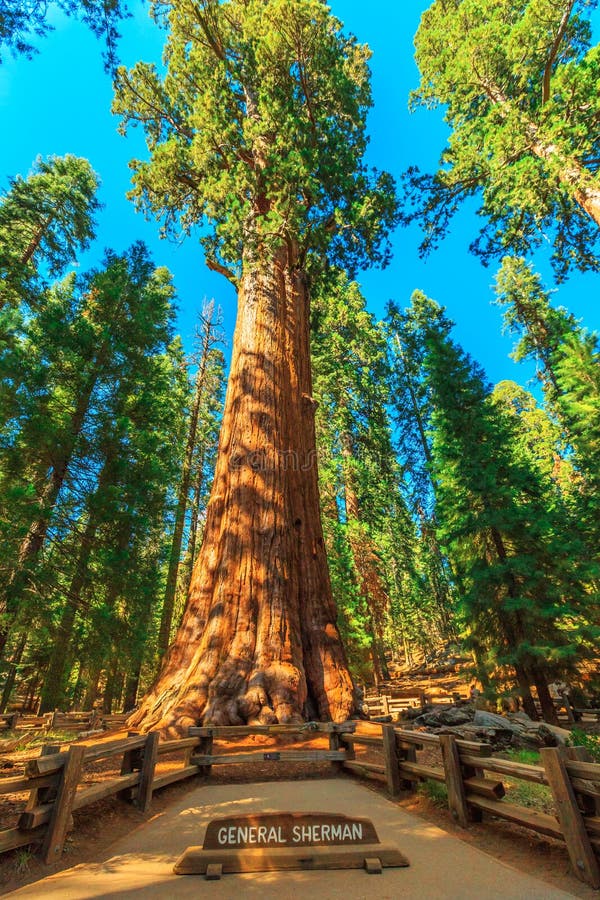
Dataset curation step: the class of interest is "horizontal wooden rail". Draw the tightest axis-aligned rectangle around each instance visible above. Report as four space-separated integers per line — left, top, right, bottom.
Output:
73 773 141 811
189 722 354 738
0 773 57 795
25 735 148 777
466 794 563 839
464 777 505 800
565 759 600 781
344 760 387 782
341 733 386 748
460 754 548 785
25 753 68 777
394 728 492 755
190 750 346 766
341 728 491 757
152 765 201 791
0 825 46 853
398 760 445 782
156 737 200 755
84 735 147 763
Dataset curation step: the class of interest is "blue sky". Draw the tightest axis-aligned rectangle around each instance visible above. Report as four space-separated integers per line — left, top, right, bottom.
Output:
1 0 598 389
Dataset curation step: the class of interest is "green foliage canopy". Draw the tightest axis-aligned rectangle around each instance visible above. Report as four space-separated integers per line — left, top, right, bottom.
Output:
404 0 600 279
113 0 397 281
0 155 100 309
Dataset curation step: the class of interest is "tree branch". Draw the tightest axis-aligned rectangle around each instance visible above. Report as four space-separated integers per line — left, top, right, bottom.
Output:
542 0 576 105
205 256 238 285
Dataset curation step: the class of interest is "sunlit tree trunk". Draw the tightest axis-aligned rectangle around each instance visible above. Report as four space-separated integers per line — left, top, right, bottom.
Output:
0 633 27 713
130 248 355 735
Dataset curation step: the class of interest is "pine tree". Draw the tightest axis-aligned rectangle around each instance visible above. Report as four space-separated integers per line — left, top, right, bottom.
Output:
0 155 100 309
419 296 596 720
386 294 460 643
311 273 432 681
311 273 395 681
495 256 600 546
494 256 579 400
0 243 178 660
404 0 600 279
555 331 600 497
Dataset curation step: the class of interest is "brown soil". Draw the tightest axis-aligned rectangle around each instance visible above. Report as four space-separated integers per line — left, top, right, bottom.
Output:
0 723 594 898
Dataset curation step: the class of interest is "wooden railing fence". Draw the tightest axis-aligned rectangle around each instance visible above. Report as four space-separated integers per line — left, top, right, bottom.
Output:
0 730 208 862
0 722 354 865
1 719 600 889
362 686 600 725
342 724 600 889
0 711 129 735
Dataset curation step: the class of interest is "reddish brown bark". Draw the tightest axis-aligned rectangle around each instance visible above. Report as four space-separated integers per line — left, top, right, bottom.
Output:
130 248 355 736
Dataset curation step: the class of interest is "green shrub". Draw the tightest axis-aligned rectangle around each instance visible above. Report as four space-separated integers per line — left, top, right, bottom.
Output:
418 779 448 807
567 729 600 762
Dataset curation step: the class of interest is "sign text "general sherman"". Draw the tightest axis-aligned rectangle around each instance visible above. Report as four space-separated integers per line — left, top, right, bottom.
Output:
203 813 380 850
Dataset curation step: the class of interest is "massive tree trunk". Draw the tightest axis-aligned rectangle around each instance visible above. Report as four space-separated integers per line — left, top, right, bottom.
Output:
130 248 355 736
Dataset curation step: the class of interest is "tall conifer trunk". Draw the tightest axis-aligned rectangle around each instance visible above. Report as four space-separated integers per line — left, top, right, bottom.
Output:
157 310 215 659
130 248 354 735
0 370 100 657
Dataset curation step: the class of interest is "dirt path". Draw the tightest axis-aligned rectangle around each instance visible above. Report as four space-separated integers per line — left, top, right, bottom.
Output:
4 779 577 899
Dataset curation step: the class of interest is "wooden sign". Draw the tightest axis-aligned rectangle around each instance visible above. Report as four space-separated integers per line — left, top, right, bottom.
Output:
203 813 379 849
174 811 409 879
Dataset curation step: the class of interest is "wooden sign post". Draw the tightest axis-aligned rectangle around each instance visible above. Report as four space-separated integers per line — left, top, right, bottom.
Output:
174 812 409 879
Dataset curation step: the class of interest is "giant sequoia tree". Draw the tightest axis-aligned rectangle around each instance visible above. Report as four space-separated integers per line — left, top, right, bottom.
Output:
403 0 600 278
115 0 396 734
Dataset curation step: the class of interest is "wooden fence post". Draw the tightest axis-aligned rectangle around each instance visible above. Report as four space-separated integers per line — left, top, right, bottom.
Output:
42 743 86 864
381 724 402 798
563 695 576 725
328 727 343 772
342 734 355 764
119 731 142 802
439 734 470 828
541 746 600 889
136 732 160 812
381 695 390 717
25 744 61 814
395 736 418 791
563 746 600 816
197 734 214 777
